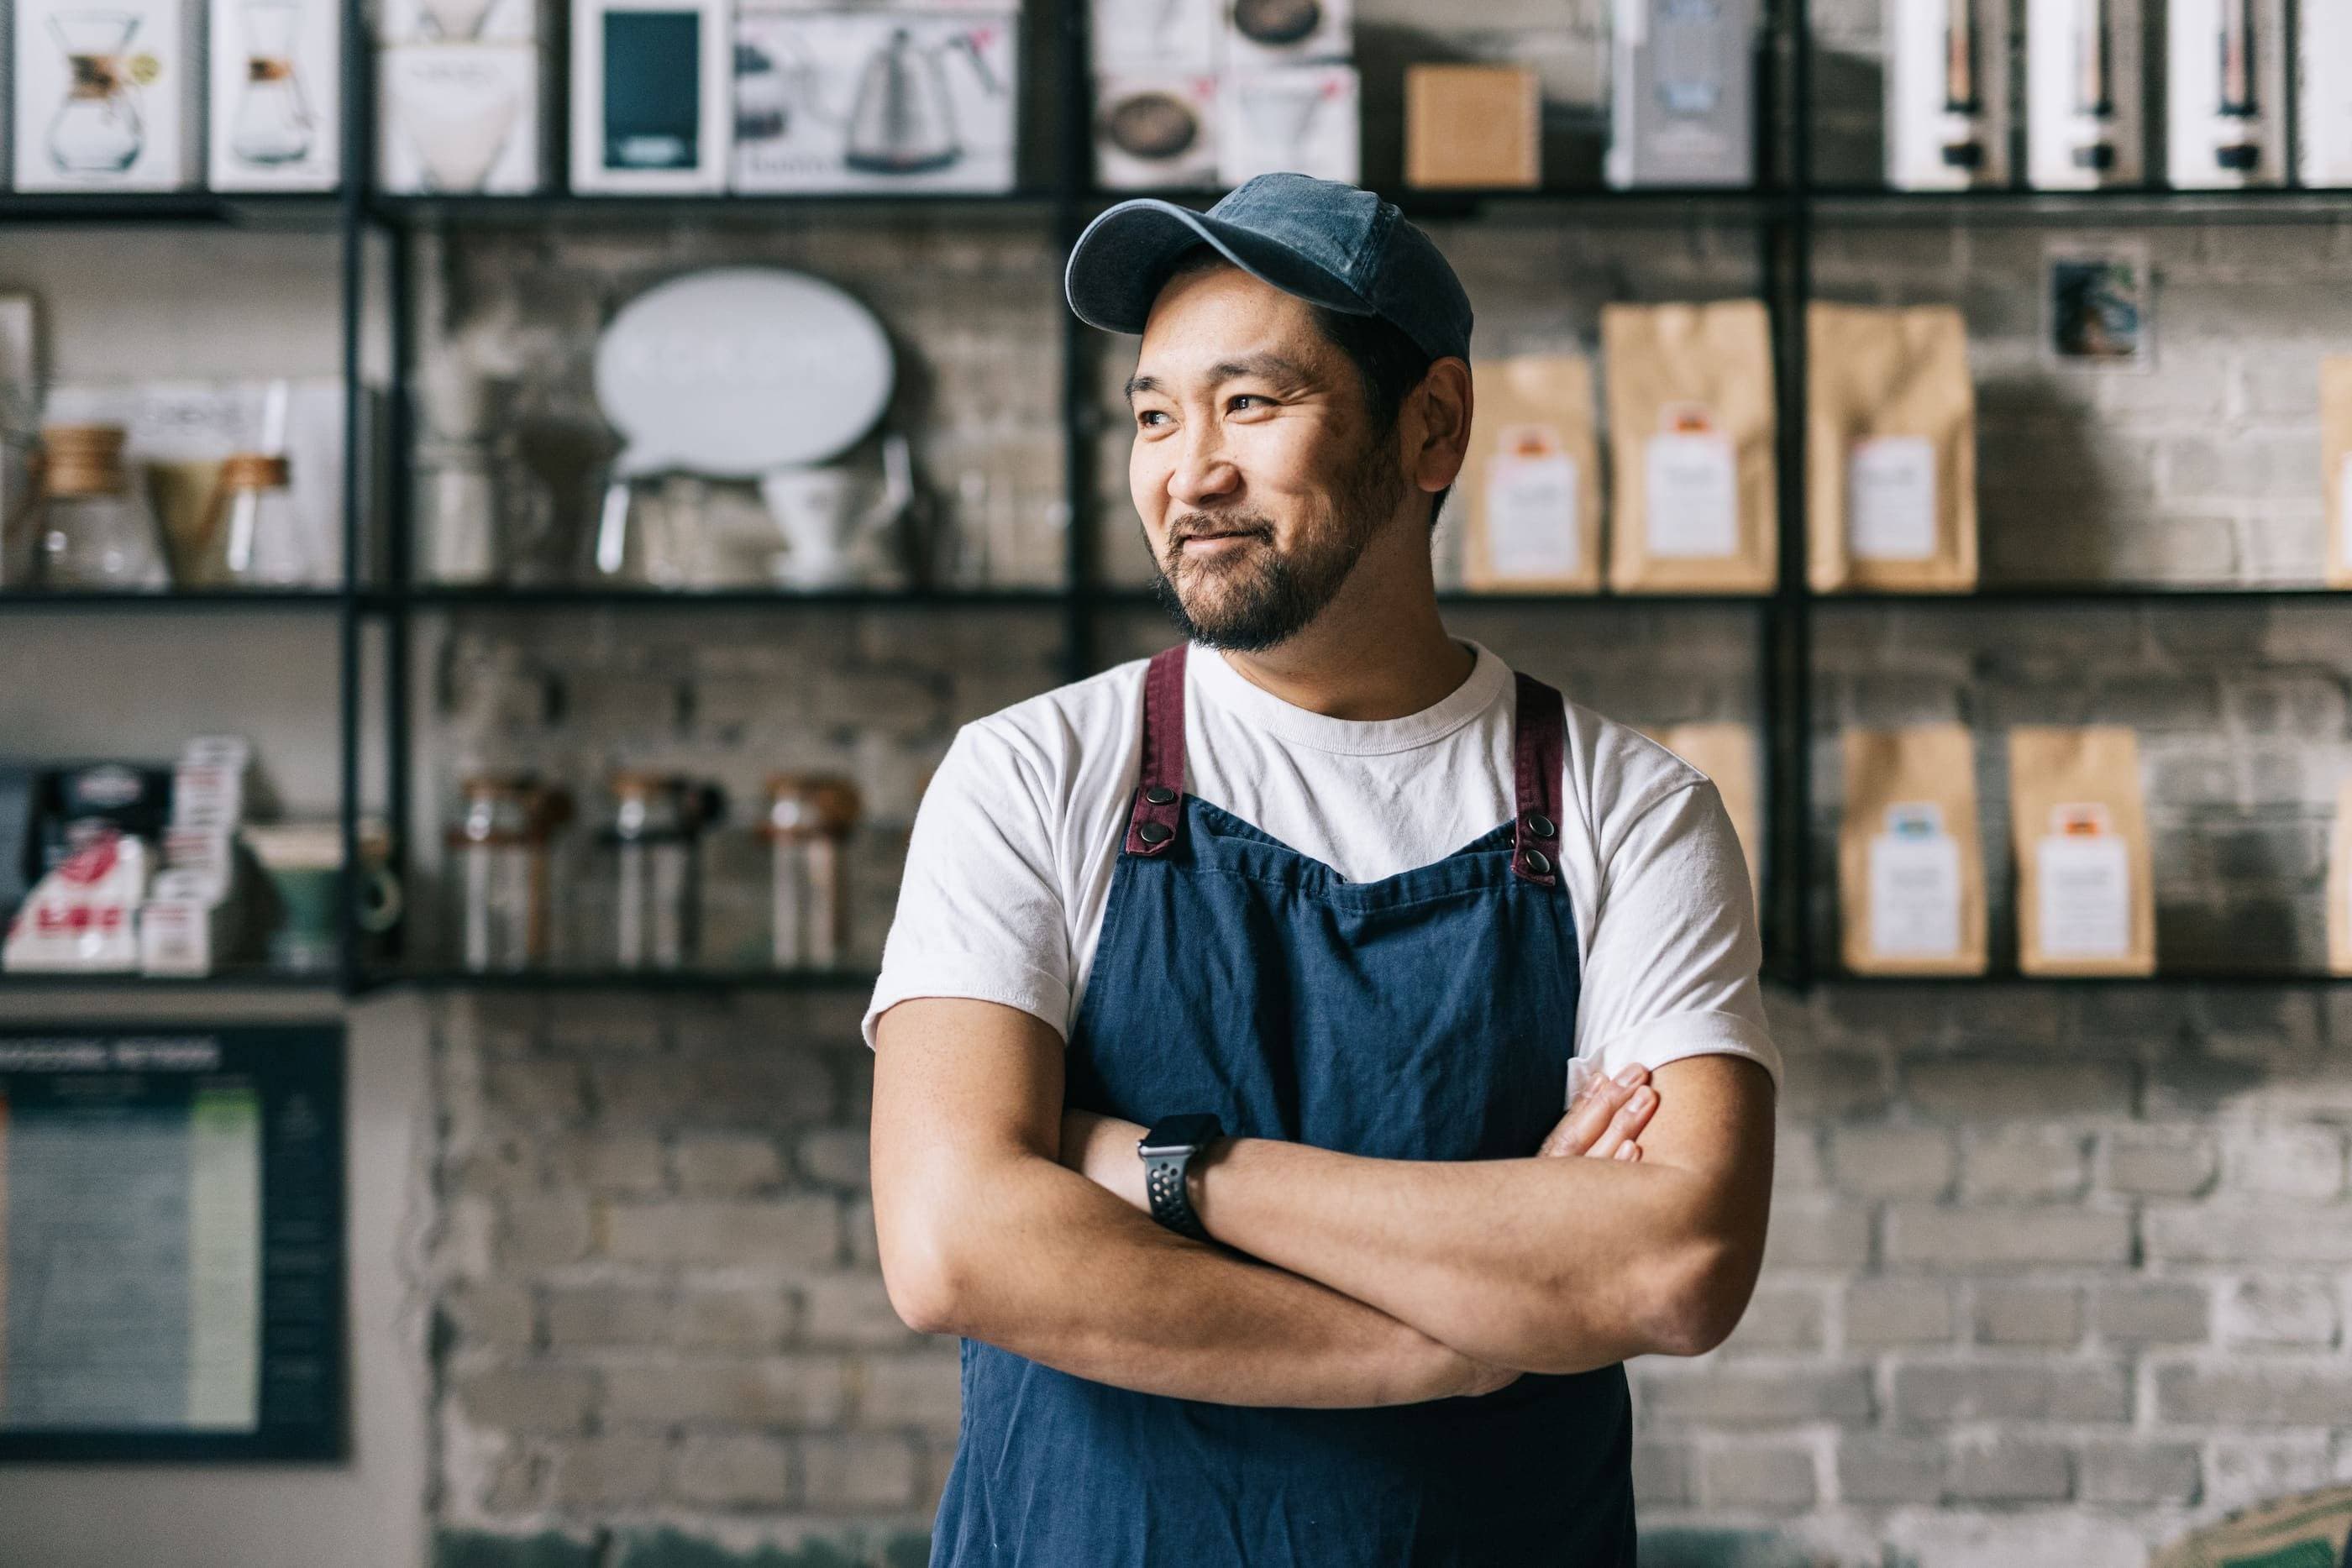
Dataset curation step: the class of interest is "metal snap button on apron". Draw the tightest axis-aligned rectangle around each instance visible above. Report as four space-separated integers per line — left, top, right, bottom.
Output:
1137 821 1172 845
1524 810 1556 839
1143 785 1176 805
1521 847 1553 876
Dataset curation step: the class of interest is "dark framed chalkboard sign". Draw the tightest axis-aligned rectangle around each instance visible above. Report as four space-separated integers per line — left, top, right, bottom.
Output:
0 1023 344 1462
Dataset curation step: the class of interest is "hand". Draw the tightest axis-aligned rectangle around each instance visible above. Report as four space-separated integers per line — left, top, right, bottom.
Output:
1537 1064 1658 1164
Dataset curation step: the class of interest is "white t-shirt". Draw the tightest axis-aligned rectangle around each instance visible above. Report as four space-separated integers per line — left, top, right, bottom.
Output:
860 636 1781 1097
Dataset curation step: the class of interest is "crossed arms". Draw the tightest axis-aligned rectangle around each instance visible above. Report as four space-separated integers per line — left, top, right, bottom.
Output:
869 995 1776 1409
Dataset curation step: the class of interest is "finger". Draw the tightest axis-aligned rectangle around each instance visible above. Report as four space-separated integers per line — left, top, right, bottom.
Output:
1614 1141 1642 1162
1541 1074 1635 1157
1586 1085 1658 1161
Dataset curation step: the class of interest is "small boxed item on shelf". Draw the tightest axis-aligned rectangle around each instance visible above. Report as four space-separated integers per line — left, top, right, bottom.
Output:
13 0 202 191
1839 725 1987 976
1883 0 2011 188
1090 0 1218 73
570 0 732 193
2300 0 2352 184
732 8 1019 194
1605 0 1757 188
1094 71 1219 190
1405 64 1539 190
2025 0 2144 187
208 0 341 191
379 43 546 193
2167 0 2285 187
1222 0 1349 68
1218 64 1358 186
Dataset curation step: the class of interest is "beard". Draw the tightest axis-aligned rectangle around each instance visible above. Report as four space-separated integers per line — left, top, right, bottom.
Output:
1144 431 1409 653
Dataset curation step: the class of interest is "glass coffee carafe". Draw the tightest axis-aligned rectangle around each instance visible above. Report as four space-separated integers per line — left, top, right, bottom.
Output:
47 9 149 176
26 423 172 590
228 0 317 167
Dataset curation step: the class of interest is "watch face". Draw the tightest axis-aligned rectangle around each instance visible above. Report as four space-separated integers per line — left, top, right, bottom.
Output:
1138 1111 1222 1156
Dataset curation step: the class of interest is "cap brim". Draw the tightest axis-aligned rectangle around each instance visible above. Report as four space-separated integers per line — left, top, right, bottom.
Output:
1063 199 1376 339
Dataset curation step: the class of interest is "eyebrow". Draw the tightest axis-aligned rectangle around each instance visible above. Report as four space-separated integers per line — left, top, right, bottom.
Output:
1124 353 1316 404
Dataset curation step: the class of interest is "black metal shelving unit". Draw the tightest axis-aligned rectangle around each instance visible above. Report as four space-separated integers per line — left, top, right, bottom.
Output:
6 0 2351 999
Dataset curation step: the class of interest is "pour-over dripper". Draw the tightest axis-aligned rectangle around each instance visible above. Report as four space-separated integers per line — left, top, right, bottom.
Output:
46 9 145 175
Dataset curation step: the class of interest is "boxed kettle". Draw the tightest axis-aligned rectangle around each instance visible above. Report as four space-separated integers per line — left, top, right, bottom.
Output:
732 7 1019 193
1884 0 2012 188
13 0 203 190
2025 0 2144 187
2167 0 2286 186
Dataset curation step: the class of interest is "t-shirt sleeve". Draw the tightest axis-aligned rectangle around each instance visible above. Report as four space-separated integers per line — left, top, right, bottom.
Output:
860 720 1075 1051
1572 776 1782 1093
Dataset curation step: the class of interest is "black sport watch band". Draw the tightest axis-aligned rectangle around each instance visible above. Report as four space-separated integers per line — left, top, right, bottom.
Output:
1137 1112 1222 1241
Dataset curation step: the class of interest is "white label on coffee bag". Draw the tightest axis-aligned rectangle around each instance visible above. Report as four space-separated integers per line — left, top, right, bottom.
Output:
1868 801 1963 957
2037 815 2132 958
1486 432 1580 578
1644 427 1739 558
1848 435 1938 560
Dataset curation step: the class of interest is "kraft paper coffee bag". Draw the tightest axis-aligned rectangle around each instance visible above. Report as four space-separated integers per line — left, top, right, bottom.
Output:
2331 776 2352 976
2323 355 2352 588
1602 301 1778 594
1807 302 1978 593
1462 354 1603 593
1838 724 1987 974
2009 726 2155 976
1640 721 1762 918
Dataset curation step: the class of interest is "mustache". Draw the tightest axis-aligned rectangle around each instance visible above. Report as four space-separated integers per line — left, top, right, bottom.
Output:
1168 512 1273 546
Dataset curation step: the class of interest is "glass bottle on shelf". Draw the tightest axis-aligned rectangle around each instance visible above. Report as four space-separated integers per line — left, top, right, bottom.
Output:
200 452 315 586
227 0 316 166
761 773 861 970
414 364 552 587
46 9 146 175
444 774 571 972
27 423 172 590
597 771 723 971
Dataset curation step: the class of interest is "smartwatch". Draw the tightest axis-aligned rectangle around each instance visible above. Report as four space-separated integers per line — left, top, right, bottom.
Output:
1137 1111 1223 1241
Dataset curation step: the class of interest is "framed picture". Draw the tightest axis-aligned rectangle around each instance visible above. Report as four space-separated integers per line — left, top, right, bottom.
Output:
2044 242 2154 370
0 1023 344 1462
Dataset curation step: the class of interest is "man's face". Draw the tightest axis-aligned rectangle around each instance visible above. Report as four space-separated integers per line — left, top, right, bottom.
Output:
1124 261 1411 652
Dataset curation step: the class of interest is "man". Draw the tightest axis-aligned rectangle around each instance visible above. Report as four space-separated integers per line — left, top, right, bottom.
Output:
863 172 1779 1565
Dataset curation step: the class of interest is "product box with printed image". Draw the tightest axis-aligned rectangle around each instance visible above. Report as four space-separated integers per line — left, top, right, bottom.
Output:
379 42 545 191
2302 0 2352 184
1605 0 1757 188
732 8 1018 192
571 0 732 193
380 0 541 42
1218 64 1357 185
209 0 341 191
13 0 203 190
1091 0 1218 73
2167 0 2285 187
1223 0 1347 67
1883 0 2012 188
1095 71 1218 189
2024 0 2143 187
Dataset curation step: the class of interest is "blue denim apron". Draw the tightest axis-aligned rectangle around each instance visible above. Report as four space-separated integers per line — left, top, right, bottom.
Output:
927 642 1636 1567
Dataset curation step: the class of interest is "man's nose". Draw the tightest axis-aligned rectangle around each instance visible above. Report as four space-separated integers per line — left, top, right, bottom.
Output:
1168 425 1240 509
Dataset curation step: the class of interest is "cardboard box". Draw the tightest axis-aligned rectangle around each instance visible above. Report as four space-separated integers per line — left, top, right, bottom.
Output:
1883 0 2012 188
2167 0 2286 186
13 0 203 190
732 8 1018 193
1405 64 1539 189
570 0 732 192
209 0 341 190
1095 71 1219 188
1606 0 1757 186
379 42 545 192
1223 0 1348 67
1090 0 1218 73
1218 64 1357 185
2026 0 2144 187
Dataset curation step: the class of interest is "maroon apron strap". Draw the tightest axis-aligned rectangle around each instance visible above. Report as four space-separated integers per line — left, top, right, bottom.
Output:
1511 671 1565 887
1125 643 1189 857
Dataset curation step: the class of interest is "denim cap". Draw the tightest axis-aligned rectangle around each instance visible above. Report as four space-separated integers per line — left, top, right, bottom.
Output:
1063 172 1474 364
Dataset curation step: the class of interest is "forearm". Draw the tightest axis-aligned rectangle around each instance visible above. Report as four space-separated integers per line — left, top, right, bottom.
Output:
1193 1139 1724 1374
915 1148 1488 1408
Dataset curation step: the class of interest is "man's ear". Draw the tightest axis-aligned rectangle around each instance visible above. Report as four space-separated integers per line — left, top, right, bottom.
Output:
1410 356 1474 497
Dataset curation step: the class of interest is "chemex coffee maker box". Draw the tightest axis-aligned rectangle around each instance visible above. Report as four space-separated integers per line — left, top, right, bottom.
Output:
732 6 1020 193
